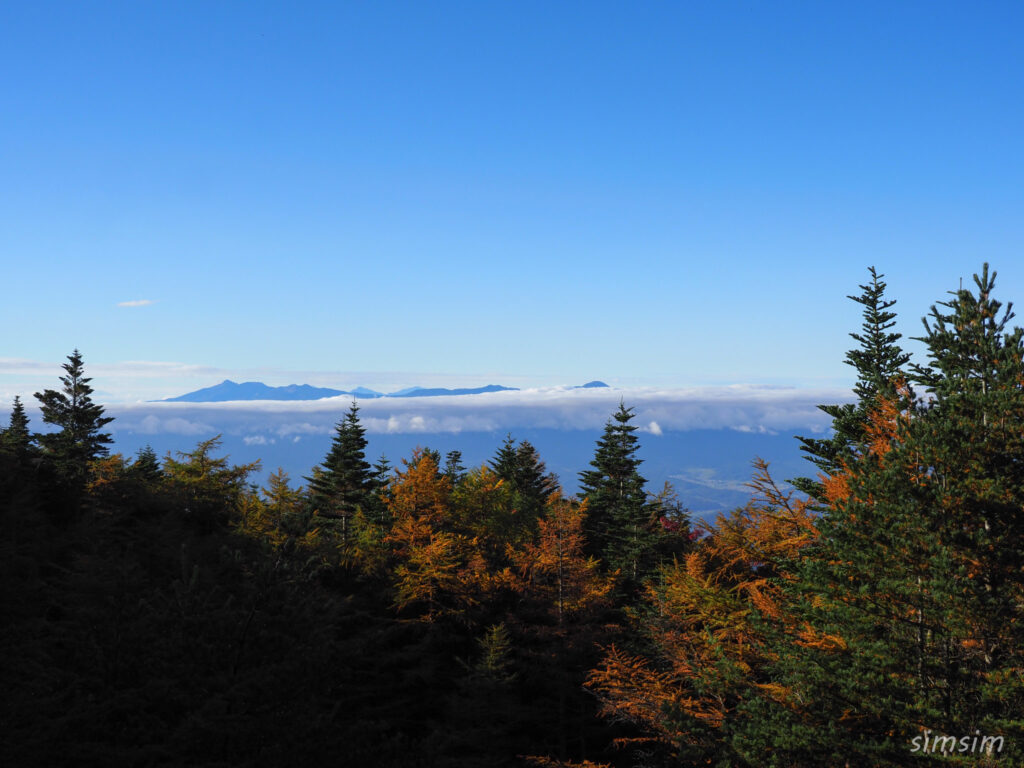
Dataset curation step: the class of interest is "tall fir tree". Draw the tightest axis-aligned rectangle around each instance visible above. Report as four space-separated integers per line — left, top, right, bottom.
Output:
34 350 113 486
490 436 557 523
793 267 911 498
443 449 467 485
738 265 1024 765
2 395 34 460
490 435 519 479
578 402 656 584
307 402 375 545
132 444 163 483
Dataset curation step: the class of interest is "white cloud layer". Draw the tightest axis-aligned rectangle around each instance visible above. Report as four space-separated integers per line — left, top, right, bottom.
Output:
98 384 850 438
117 299 156 307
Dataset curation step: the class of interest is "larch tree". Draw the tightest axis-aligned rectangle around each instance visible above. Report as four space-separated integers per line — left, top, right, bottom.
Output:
588 460 818 766
162 435 260 532
512 494 614 625
385 449 468 619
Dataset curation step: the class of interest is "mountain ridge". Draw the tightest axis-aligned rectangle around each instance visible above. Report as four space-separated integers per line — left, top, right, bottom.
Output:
161 379 615 402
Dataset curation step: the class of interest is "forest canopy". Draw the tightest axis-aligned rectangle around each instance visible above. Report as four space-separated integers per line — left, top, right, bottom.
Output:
2 266 1022 767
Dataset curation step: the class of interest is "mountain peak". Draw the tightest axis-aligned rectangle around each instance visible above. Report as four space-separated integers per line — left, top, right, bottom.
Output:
164 380 346 403
161 380 520 402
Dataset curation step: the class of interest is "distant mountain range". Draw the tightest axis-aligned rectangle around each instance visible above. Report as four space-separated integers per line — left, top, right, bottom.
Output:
163 381 349 402
161 379 609 403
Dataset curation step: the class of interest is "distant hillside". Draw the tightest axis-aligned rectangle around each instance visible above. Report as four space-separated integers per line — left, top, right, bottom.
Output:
349 387 384 398
109 423 808 519
163 380 348 402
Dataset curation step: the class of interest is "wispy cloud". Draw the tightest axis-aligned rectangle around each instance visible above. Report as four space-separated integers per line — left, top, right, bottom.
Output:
244 435 275 446
117 299 156 308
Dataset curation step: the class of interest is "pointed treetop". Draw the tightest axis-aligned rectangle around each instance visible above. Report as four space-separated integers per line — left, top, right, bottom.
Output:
34 349 113 482
845 266 912 402
3 395 32 453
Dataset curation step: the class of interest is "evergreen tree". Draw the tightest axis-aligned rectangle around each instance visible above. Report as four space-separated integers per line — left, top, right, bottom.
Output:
513 441 558 516
490 436 557 522
443 449 467 485
34 349 113 485
489 434 519 479
578 402 656 584
307 402 375 545
163 435 260 531
372 454 393 488
2 395 34 459
367 453 394 525
742 265 1024 765
793 267 911 497
647 480 694 561
132 444 163 483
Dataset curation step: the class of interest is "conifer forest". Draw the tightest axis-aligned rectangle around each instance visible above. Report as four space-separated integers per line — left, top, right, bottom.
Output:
5 265 1024 767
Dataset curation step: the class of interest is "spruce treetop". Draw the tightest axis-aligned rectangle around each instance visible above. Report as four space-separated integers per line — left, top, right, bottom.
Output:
308 401 375 526
846 266 912 403
34 349 113 480
2 395 33 457
794 268 911 495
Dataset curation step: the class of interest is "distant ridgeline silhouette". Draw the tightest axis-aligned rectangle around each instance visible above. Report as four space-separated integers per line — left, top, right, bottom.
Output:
161 379 609 402
162 380 350 402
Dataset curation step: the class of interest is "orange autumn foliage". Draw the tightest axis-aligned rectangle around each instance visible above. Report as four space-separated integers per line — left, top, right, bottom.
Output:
385 450 518 620
821 387 912 509
511 494 614 623
588 460 820 750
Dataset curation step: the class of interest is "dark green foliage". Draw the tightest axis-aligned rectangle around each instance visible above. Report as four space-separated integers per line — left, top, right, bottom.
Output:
746 265 1024 765
0 469 456 767
2 351 645 768
443 449 467 485
131 444 163 483
16 266 1023 767
794 268 911 497
33 350 114 488
490 435 558 522
647 480 693 560
490 434 519 478
163 435 260 532
373 453 393 485
2 396 34 460
307 402 375 545
579 402 657 585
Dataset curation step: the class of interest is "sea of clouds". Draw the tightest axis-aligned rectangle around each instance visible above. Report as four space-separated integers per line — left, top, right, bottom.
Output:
105 384 849 442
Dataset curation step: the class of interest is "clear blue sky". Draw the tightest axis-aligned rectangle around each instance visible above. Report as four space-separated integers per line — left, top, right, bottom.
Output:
3 1 1023 397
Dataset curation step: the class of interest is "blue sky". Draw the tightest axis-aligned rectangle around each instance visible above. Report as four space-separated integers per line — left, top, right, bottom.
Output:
3 2 1023 401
